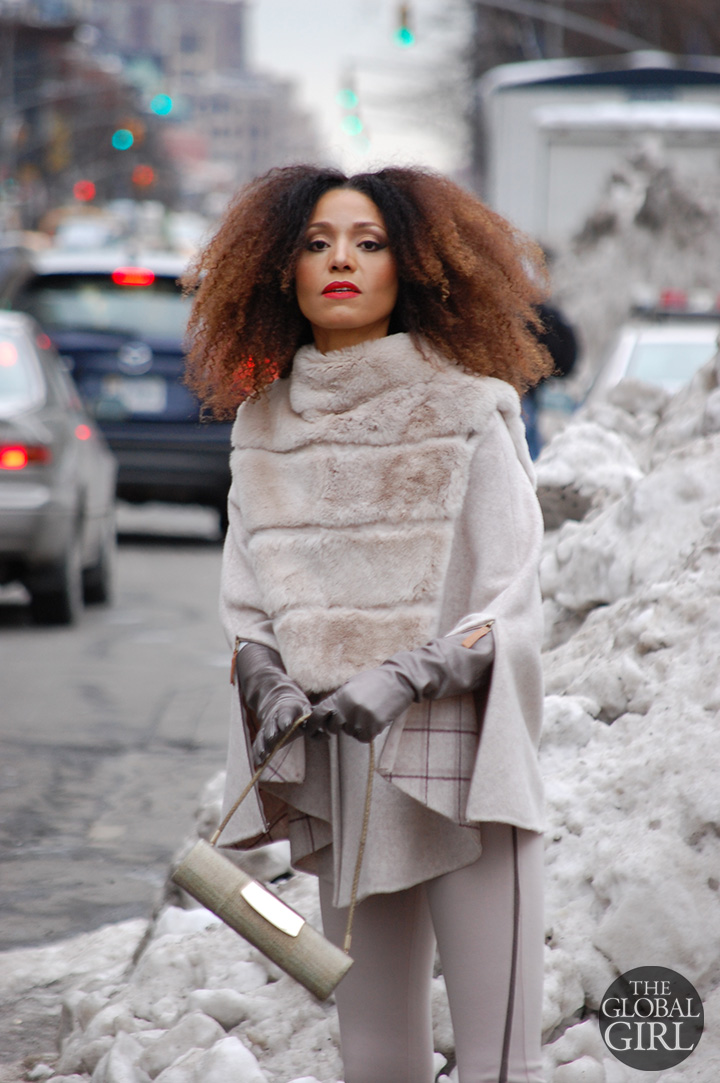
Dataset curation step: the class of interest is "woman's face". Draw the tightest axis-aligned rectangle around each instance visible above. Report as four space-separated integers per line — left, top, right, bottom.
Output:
295 187 398 353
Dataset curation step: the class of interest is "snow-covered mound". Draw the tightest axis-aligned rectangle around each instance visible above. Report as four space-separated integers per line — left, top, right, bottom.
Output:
538 353 720 1081
24 871 451 1083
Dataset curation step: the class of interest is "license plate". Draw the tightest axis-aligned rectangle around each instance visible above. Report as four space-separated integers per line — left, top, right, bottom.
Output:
99 375 167 415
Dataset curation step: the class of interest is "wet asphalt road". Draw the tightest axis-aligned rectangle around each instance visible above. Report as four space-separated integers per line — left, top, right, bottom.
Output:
0 504 231 955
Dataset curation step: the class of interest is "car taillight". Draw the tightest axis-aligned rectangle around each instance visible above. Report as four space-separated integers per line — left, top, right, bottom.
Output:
112 266 156 287
0 444 52 469
633 286 720 317
659 289 688 311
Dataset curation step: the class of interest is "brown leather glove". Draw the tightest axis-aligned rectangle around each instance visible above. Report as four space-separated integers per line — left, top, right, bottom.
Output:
235 642 311 764
305 628 494 743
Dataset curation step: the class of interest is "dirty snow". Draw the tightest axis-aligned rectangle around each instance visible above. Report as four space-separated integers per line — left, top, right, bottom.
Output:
537 353 720 1082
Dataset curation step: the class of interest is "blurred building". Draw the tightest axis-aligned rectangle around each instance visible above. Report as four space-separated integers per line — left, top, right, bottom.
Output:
84 0 322 198
0 0 179 227
1 0 320 228
84 0 248 81
467 0 720 74
187 72 320 182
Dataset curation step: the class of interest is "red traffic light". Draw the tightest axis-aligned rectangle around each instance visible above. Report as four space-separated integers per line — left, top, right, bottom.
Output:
73 180 96 202
132 164 156 188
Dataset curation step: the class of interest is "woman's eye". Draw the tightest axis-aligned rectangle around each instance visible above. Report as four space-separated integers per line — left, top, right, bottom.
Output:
306 238 329 251
358 239 385 251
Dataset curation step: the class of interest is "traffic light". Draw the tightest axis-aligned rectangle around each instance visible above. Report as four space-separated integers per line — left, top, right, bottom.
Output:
132 164 155 188
336 76 364 136
336 87 359 111
394 3 415 47
150 93 173 116
73 179 96 202
111 128 134 150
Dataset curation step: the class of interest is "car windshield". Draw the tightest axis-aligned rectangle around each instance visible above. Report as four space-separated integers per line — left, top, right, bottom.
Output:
19 273 190 340
626 338 718 391
0 330 45 417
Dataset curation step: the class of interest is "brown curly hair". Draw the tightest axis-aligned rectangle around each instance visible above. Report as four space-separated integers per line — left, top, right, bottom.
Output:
183 164 553 417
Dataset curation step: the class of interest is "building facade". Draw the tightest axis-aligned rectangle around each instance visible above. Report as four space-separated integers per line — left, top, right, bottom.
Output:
85 0 247 80
84 0 321 193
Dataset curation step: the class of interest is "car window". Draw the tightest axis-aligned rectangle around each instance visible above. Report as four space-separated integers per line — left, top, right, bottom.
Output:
0 330 46 417
626 339 718 391
18 273 191 340
40 348 82 411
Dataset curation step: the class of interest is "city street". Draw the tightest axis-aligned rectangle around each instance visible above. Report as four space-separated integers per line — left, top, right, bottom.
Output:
0 504 230 954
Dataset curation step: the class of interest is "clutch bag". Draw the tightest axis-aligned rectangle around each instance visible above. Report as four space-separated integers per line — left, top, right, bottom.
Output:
172 714 373 1000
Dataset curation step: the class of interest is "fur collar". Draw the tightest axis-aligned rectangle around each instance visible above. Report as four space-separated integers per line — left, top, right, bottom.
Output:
232 334 532 479
289 333 454 419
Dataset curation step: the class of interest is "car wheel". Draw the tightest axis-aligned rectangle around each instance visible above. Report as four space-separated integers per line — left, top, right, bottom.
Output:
30 531 84 626
83 513 117 605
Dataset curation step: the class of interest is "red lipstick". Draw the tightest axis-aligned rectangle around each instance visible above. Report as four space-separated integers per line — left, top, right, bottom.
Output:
322 280 361 297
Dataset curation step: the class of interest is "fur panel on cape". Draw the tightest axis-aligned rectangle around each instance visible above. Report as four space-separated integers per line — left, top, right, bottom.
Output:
223 333 533 693
218 334 545 887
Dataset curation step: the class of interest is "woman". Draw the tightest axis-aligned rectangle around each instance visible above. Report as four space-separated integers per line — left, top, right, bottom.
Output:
184 165 552 1083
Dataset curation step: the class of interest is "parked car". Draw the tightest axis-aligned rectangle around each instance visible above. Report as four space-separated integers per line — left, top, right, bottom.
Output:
587 297 720 403
5 249 232 526
0 311 117 624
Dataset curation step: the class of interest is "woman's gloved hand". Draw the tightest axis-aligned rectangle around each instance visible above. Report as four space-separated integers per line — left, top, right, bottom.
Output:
305 626 494 743
234 642 311 764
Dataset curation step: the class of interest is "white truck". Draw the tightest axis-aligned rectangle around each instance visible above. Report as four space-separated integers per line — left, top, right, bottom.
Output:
478 51 720 247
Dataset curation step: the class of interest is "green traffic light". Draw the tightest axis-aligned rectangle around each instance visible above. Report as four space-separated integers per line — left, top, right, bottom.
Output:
336 88 359 110
150 93 173 116
394 26 415 47
111 129 134 150
341 115 364 136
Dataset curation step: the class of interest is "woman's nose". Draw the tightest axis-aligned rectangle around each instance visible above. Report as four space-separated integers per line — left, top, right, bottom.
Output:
330 241 355 271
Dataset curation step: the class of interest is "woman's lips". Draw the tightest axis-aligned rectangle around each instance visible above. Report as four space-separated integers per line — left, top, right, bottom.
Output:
322 281 361 297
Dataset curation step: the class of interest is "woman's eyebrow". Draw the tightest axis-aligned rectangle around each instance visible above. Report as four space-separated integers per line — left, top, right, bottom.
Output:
305 220 387 231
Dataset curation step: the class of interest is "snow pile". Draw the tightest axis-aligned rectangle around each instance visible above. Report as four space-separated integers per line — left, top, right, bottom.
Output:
49 882 344 1083
3 697 455 1083
37 877 452 1083
550 150 720 383
538 352 720 1081
31 776 451 1083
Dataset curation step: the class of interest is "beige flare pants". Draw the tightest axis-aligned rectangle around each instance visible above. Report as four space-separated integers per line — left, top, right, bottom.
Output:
319 822 545 1083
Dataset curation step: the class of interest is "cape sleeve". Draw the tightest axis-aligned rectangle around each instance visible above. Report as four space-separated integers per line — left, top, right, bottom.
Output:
219 468 282 652
377 408 546 832
216 464 306 848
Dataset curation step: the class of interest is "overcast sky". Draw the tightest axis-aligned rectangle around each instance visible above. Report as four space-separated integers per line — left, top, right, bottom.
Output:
248 0 470 175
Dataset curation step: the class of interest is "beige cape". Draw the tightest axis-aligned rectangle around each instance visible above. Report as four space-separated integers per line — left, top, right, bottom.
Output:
217 334 545 905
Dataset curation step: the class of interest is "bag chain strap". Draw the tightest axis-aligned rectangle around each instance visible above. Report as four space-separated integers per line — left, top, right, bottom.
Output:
210 713 374 955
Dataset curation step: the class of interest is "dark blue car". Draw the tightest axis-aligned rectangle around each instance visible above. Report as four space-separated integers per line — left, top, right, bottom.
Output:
9 249 232 529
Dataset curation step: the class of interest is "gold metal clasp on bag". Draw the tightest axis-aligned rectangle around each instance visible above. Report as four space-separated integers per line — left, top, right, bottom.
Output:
240 881 305 937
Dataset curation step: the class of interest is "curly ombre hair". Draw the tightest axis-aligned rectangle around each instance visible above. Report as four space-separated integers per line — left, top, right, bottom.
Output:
183 164 553 417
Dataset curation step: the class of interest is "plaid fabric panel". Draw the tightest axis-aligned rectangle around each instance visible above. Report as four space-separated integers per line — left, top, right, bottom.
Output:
286 809 333 868
259 739 305 784
380 694 479 824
